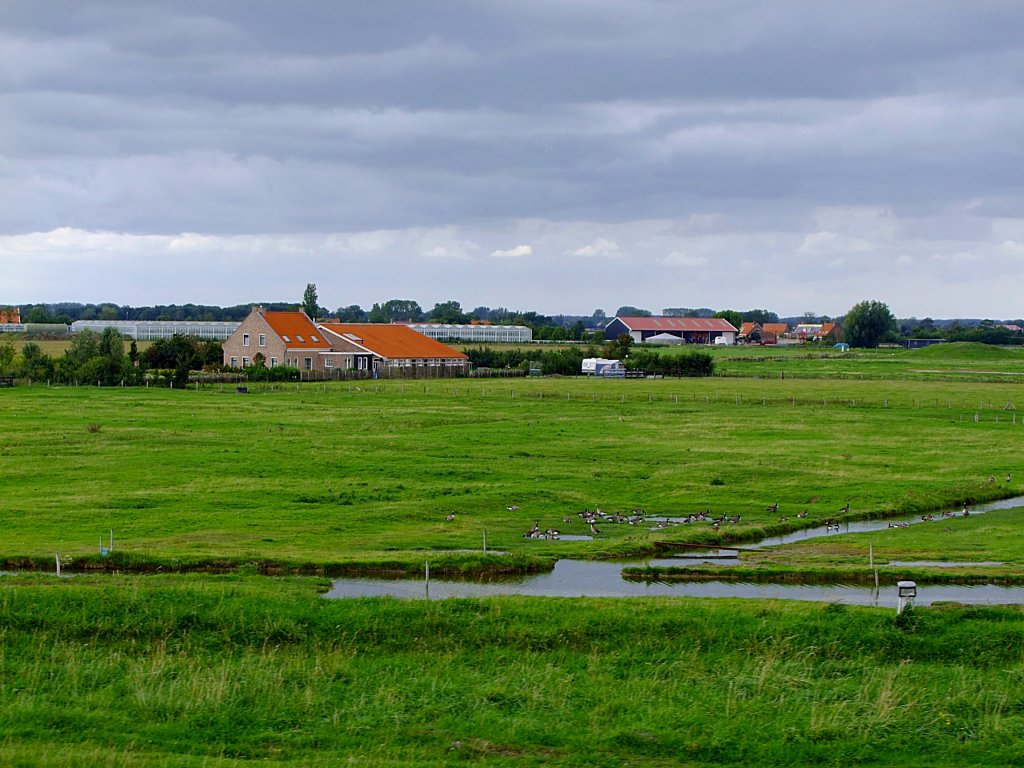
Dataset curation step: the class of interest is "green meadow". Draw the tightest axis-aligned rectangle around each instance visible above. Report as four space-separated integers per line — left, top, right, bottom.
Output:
2 342 1024 766
0 371 1022 571
701 340 1024 381
2 575 1024 767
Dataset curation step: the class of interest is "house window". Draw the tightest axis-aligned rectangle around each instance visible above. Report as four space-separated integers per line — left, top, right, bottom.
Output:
230 356 238 368
282 335 291 343
242 333 250 347
311 334 319 342
324 358 334 369
258 334 266 347
296 335 305 342
270 357 278 367
242 356 250 367
304 357 313 370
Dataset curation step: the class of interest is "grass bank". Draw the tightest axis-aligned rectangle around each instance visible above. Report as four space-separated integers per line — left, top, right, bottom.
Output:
2 575 1024 766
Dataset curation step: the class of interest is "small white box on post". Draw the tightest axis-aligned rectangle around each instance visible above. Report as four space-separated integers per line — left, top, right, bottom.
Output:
897 580 917 614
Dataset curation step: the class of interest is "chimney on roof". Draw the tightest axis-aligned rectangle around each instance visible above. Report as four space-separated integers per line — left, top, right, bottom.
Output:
252 305 265 316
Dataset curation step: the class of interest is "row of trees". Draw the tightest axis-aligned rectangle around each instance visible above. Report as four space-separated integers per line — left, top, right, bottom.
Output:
464 341 715 377
463 346 589 376
10 290 1023 352
0 331 222 387
7 295 785 337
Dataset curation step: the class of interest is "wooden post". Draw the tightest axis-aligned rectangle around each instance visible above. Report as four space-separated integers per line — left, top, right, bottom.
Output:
871 544 879 593
482 529 487 554
55 552 61 577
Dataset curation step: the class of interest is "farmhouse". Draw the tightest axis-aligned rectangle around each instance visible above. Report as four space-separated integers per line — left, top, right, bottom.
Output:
223 308 469 375
604 316 738 345
222 307 332 371
792 322 840 342
760 323 789 344
317 323 469 373
739 321 761 340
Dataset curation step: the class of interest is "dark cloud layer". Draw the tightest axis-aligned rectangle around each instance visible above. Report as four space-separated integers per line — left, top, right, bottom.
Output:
2 1 1023 316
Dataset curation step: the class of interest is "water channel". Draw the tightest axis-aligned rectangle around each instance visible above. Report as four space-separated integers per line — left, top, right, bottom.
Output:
324 496 1024 607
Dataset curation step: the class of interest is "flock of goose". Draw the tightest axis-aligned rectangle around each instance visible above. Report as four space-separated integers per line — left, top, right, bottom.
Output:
441 503 854 539
442 473 1013 541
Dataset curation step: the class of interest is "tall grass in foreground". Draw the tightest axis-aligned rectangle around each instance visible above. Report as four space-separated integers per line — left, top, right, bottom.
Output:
1 575 1023 767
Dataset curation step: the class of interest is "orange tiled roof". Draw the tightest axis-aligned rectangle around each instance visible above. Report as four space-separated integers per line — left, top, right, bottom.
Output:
0 308 21 324
318 323 468 359
262 311 332 348
762 323 789 335
740 322 760 336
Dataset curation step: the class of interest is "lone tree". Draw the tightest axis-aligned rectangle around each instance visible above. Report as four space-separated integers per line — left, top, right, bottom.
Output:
602 333 634 360
302 283 319 319
843 300 895 348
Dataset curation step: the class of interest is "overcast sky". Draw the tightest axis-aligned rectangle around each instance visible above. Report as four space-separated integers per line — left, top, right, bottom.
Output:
3 1 1023 319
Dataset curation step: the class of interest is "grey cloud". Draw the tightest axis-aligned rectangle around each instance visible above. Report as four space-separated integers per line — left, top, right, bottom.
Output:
3 1 1024 317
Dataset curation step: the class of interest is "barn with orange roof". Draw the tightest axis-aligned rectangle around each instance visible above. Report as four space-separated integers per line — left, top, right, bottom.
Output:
317 323 468 373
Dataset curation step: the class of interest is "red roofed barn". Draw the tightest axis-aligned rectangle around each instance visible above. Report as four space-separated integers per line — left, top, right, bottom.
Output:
318 323 468 373
604 316 738 345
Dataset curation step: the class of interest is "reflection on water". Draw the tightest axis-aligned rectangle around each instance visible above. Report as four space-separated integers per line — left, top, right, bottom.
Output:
324 558 1024 606
325 496 1024 605
746 496 1024 549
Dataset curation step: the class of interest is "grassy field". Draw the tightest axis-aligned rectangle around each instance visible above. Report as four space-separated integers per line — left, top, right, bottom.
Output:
709 342 1024 381
3 347 1024 766
2 575 1023 767
2 366 1024 573
0 372 1021 572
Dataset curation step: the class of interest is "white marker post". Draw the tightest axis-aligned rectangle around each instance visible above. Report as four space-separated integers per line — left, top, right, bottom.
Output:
897 581 917 614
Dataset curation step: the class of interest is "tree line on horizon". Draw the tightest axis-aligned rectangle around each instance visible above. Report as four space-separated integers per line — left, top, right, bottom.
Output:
1 298 1021 388
5 289 1023 347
